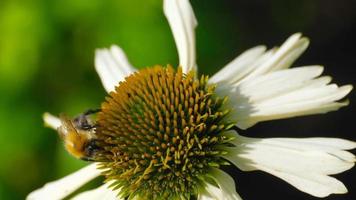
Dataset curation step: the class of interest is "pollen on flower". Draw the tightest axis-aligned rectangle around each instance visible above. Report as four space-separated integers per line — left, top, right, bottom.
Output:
95 66 233 199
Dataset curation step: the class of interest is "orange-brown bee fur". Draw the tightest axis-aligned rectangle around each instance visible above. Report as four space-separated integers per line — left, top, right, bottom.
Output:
57 109 101 161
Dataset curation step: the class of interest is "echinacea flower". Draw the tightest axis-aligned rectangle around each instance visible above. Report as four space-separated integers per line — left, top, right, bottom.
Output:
27 0 355 199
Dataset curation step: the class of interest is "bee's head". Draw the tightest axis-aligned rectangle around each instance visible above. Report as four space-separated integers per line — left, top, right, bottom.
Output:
57 114 101 160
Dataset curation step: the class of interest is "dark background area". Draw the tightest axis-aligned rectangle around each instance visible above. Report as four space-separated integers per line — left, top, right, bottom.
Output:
0 0 355 199
206 1 356 200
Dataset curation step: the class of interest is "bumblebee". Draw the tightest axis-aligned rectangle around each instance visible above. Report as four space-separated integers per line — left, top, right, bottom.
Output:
57 109 101 161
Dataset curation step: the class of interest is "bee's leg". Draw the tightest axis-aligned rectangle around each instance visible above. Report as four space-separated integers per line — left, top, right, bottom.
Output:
82 140 102 161
80 157 95 162
83 109 101 116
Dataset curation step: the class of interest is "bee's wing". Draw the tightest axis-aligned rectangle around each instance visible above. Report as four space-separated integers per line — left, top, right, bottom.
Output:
58 114 78 138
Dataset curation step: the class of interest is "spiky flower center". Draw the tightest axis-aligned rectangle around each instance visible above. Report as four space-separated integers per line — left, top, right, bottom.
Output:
96 66 232 199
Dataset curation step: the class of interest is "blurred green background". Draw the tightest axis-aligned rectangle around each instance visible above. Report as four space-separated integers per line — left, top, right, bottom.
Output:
0 0 355 199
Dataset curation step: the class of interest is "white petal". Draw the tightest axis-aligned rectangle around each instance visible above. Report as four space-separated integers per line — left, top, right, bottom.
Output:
209 46 267 84
241 33 309 82
71 181 119 200
27 163 101 200
236 66 325 102
223 134 355 197
218 64 353 129
212 33 309 86
43 112 61 130
164 0 197 74
257 84 351 107
239 86 351 128
199 168 242 200
277 137 356 150
265 33 309 70
211 33 351 129
95 45 137 93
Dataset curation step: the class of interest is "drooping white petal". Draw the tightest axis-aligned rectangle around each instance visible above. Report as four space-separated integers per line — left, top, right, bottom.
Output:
164 0 197 74
43 112 61 130
198 183 222 200
198 168 242 200
27 163 101 200
260 166 348 197
276 137 356 150
71 181 118 200
95 45 137 93
198 182 230 200
222 133 356 198
217 64 353 129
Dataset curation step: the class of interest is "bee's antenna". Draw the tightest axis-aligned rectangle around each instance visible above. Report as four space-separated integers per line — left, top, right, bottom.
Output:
73 109 101 131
